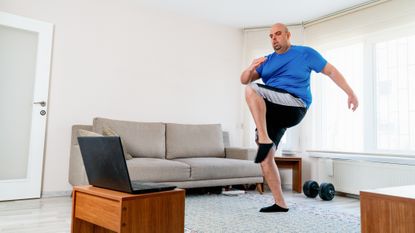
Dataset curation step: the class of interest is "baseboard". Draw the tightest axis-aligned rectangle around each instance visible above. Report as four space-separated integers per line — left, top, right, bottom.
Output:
41 190 72 198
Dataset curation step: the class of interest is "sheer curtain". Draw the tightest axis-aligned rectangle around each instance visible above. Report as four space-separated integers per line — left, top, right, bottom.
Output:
303 0 415 155
311 43 364 152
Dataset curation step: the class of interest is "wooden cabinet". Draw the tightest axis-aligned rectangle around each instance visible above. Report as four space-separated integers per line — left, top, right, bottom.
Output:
360 185 415 233
71 186 185 233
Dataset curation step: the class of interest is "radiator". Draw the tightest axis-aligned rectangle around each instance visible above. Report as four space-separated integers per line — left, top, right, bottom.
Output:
316 159 415 195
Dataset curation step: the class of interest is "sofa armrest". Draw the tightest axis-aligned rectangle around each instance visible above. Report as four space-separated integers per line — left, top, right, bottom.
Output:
68 124 92 186
71 125 93 145
225 147 256 161
68 145 89 186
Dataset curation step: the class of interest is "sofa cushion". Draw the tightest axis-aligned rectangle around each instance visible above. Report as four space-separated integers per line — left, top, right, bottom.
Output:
173 158 262 180
93 117 165 159
102 127 133 160
126 158 190 182
166 123 225 159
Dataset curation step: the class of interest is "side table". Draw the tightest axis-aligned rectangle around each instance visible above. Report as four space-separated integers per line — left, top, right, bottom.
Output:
71 185 185 233
274 156 302 193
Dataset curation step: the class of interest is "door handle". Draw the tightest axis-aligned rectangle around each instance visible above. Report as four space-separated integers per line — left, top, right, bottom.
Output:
33 101 46 107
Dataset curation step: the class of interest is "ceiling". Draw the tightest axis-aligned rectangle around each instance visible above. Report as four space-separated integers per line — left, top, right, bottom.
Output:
138 0 379 28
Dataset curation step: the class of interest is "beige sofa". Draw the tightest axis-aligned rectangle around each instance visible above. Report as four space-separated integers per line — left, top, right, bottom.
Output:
68 117 263 189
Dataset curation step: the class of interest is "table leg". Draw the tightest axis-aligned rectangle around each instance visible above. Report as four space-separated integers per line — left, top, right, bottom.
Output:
256 183 264 194
292 161 302 193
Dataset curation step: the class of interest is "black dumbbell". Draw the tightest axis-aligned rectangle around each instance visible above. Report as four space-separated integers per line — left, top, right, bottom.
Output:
303 180 335 201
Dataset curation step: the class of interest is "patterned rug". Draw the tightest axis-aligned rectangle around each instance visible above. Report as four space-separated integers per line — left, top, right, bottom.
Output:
184 191 360 233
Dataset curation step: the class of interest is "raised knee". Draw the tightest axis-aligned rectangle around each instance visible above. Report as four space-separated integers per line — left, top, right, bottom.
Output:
245 85 256 100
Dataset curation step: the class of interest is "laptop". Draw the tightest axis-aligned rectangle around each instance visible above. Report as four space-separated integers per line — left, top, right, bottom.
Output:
77 136 176 194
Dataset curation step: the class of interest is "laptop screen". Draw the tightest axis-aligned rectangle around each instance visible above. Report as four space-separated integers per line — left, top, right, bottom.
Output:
78 136 133 193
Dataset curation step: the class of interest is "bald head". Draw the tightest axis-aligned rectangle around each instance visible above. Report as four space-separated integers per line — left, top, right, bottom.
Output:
271 23 289 33
269 23 291 54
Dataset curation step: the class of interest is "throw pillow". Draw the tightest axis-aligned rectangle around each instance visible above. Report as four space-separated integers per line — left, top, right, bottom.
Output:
102 127 133 160
77 129 102 137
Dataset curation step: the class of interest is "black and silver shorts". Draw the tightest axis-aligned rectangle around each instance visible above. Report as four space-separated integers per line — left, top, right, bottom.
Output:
250 83 307 147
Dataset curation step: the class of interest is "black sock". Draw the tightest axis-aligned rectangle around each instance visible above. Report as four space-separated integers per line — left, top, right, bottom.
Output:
254 143 274 163
259 203 289 213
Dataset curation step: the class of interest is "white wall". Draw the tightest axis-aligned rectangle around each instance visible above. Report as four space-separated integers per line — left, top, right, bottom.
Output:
0 0 244 194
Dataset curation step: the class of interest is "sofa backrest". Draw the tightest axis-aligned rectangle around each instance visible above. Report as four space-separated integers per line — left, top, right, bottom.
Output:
165 123 225 159
222 131 230 148
93 117 165 159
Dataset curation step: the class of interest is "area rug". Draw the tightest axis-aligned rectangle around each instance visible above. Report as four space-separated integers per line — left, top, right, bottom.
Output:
184 192 360 233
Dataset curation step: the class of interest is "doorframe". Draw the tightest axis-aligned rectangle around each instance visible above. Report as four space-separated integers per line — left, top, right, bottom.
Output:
0 12 54 200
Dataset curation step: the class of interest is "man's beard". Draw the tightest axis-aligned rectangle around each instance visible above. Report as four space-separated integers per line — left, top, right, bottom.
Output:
273 44 281 51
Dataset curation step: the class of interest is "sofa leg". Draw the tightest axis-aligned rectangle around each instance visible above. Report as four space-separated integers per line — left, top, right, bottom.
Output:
256 183 264 194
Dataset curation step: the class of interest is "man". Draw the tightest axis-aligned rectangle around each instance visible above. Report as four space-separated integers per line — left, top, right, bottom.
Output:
240 23 358 213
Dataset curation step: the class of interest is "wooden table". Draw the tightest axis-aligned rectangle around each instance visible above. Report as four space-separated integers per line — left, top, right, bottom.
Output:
71 185 185 233
274 156 302 193
360 185 415 233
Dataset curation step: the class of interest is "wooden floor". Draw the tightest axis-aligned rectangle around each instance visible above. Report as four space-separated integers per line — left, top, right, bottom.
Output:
0 196 72 233
0 190 360 233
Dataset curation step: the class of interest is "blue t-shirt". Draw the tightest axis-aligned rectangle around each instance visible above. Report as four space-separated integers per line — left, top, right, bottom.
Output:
256 45 327 108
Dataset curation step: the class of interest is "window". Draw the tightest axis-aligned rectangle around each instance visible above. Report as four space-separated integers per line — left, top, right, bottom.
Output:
312 27 415 155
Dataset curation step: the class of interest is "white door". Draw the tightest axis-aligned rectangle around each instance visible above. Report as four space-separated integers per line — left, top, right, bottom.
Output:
0 12 53 201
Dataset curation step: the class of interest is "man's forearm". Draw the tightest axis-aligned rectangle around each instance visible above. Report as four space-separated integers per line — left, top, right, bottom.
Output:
240 68 254 85
241 57 264 84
